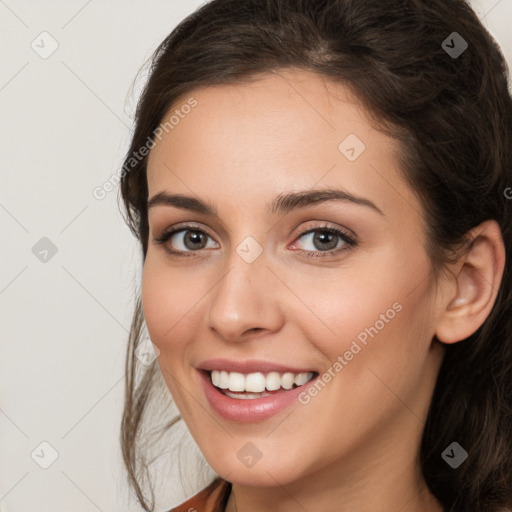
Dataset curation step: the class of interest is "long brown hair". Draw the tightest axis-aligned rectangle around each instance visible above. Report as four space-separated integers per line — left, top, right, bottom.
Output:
119 1 512 510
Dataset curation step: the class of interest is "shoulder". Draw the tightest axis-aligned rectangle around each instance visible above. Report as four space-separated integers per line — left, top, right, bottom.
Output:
166 477 232 512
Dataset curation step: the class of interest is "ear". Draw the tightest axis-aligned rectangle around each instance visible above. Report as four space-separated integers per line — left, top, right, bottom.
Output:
435 219 506 344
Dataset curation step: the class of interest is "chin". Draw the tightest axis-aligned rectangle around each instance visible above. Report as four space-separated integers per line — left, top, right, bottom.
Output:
206 449 310 487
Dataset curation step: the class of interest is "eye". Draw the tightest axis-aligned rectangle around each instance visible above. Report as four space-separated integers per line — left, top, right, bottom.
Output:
290 224 357 259
152 222 357 259
153 224 218 257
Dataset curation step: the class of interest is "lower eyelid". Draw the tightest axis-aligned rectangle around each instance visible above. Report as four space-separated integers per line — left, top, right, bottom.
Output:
155 225 356 256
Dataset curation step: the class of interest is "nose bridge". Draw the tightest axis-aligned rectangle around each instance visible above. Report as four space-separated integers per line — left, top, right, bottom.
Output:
206 239 283 340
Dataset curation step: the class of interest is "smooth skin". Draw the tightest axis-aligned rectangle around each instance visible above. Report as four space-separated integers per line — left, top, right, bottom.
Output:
142 68 505 512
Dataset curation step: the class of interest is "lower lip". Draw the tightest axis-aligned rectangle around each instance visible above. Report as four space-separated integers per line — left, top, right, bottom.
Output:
198 370 318 423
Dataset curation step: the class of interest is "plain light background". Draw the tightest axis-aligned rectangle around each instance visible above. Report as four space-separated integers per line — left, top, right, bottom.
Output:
1 1 511 511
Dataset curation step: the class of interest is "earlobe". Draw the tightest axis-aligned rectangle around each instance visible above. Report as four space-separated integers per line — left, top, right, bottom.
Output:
435 219 505 345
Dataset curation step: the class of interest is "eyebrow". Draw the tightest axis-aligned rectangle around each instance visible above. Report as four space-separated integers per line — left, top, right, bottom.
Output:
147 188 384 217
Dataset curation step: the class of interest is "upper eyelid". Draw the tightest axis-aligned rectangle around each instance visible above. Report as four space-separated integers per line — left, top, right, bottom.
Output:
156 221 356 246
157 220 350 235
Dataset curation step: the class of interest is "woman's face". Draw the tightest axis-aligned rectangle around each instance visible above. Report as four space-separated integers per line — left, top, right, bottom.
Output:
143 69 446 488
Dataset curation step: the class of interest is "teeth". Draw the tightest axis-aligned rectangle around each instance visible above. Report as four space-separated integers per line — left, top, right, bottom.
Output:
218 370 229 389
210 370 315 393
228 371 246 391
266 371 281 391
294 372 311 386
225 390 272 399
246 372 266 392
281 372 295 390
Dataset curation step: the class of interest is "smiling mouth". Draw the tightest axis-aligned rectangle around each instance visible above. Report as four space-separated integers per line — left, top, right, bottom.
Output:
207 369 319 400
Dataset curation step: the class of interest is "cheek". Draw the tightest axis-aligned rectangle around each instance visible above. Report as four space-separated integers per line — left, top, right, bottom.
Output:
299 245 433 374
299 255 409 339
141 257 207 412
141 259 170 343
141 256 204 356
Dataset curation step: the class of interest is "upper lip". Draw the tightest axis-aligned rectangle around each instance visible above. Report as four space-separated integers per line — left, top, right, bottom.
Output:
197 358 318 374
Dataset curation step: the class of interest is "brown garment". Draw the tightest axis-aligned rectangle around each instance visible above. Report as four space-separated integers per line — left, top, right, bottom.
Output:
167 477 232 512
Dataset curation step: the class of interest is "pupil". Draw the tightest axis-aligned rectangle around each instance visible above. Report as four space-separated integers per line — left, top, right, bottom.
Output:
185 231 204 249
314 231 336 250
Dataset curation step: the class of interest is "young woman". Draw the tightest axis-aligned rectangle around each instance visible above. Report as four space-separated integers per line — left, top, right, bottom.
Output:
119 1 512 511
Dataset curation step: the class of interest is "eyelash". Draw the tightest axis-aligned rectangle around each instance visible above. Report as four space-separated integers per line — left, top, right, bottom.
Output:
153 223 358 259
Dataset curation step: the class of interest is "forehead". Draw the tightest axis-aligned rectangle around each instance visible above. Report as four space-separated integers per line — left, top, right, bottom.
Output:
148 69 380 170
145 69 418 222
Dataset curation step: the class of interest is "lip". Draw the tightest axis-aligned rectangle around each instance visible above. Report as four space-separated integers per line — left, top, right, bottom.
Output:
196 358 318 374
197 368 320 423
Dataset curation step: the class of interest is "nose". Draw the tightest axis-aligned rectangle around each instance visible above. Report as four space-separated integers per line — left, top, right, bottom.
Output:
206 249 285 343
